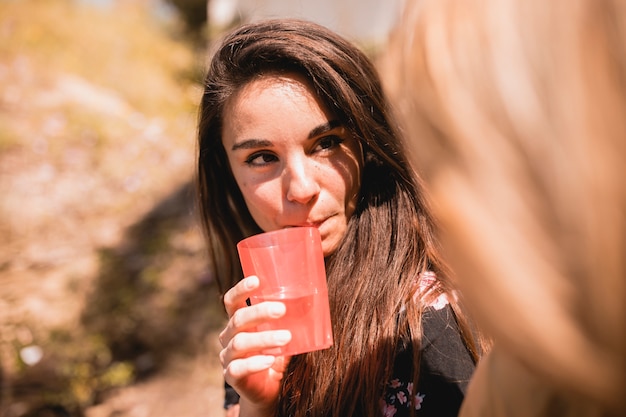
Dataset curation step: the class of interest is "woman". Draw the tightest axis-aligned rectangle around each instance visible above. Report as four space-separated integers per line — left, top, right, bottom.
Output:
383 0 626 416
197 19 482 417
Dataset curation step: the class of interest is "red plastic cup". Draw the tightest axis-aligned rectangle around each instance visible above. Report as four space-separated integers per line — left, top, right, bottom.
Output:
237 227 333 356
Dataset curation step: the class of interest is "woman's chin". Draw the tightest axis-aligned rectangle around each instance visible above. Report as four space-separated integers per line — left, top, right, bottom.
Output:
321 237 340 258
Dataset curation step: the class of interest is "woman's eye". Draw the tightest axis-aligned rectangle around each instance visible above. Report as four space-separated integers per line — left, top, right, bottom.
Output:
245 152 278 167
315 135 345 152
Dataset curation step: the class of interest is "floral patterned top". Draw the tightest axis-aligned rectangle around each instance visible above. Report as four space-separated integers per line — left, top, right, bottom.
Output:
379 272 476 417
380 303 476 417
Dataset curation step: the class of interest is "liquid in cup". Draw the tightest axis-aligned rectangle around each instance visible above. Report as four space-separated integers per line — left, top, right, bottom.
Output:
237 227 333 356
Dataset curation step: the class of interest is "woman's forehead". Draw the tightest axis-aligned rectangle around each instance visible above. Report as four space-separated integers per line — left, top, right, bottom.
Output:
225 74 334 122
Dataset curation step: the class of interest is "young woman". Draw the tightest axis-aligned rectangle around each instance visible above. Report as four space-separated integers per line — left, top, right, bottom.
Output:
383 0 626 416
196 19 482 417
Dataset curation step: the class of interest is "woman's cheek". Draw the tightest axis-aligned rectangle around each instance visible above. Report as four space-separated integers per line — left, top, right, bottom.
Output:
245 188 282 231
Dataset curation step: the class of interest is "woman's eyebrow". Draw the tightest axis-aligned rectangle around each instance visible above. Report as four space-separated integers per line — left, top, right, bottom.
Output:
308 120 342 139
231 120 342 151
231 138 272 151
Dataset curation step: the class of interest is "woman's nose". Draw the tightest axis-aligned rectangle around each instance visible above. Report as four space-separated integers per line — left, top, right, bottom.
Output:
285 159 320 204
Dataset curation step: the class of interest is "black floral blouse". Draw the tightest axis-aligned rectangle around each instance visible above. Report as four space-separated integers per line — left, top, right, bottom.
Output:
381 303 476 417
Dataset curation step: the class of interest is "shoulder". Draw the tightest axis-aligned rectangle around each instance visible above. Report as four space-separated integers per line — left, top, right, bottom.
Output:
421 304 476 392
385 303 476 417
415 304 476 416
414 271 453 310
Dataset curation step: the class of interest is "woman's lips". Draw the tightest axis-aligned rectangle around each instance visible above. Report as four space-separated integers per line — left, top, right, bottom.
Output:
287 222 321 228
283 213 336 230
284 219 325 229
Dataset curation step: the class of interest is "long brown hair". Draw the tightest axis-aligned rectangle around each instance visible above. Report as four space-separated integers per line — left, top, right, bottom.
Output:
197 19 480 416
384 0 626 412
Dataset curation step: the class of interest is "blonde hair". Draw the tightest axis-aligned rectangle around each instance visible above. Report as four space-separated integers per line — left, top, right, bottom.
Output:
383 0 626 410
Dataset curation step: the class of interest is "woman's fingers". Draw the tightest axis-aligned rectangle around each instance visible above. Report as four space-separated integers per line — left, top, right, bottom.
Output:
220 329 292 365
224 355 278 381
219 301 286 348
218 275 293 401
223 275 260 317
222 351 292 402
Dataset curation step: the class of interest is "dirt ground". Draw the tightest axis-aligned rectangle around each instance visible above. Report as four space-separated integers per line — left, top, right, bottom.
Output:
0 4 229 414
0 69 228 416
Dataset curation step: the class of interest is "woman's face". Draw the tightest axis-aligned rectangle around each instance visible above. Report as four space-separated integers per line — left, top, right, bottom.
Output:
222 74 363 256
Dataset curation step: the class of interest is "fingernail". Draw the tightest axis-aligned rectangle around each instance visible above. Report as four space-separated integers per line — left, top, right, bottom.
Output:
269 302 286 318
244 276 259 290
259 355 276 367
274 330 291 345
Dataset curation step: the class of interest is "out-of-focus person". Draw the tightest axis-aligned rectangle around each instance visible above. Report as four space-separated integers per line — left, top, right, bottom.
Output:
382 0 626 416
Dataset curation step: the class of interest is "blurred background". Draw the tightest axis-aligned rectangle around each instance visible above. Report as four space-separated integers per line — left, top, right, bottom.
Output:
0 0 402 416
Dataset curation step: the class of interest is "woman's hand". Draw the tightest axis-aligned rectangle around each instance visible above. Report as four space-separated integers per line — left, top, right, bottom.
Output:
219 275 292 417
